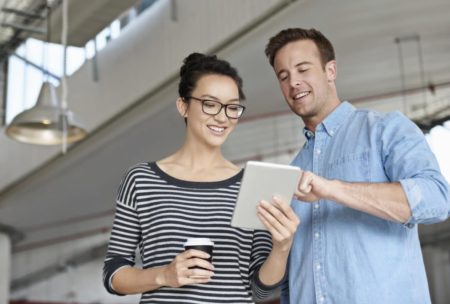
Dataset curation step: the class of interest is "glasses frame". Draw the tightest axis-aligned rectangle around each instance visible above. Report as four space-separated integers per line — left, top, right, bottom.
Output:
185 96 246 119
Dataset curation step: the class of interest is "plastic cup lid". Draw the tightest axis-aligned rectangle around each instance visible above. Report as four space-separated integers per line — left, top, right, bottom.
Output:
184 237 214 247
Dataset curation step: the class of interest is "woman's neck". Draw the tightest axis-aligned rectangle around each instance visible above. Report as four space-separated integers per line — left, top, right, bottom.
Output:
157 139 239 181
168 150 225 171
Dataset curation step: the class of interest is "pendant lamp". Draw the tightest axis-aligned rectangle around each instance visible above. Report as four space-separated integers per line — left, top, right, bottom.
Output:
5 81 86 145
5 0 87 147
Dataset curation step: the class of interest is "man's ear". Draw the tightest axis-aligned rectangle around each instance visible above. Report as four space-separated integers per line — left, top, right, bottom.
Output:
325 60 337 82
176 97 188 118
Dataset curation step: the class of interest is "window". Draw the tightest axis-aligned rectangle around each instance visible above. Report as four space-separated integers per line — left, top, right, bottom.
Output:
4 0 156 125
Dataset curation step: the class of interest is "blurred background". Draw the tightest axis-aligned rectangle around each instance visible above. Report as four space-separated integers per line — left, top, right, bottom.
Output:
0 0 449 303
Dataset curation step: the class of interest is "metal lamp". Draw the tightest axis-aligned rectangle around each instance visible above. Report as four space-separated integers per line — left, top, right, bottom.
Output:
5 0 87 147
5 81 87 145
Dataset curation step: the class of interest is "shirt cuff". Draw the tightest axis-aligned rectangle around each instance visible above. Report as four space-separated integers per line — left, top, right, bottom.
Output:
400 178 422 228
109 265 131 295
103 256 134 295
254 269 286 292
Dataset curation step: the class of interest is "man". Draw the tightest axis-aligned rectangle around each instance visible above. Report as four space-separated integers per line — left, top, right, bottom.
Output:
264 28 450 304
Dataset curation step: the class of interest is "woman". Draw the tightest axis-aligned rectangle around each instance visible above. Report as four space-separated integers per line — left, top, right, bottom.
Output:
103 53 299 303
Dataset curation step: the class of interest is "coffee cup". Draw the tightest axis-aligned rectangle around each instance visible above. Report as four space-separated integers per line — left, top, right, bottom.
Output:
184 237 214 264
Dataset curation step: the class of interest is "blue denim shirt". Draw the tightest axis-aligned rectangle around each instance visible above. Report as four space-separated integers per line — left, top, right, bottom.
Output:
282 101 450 304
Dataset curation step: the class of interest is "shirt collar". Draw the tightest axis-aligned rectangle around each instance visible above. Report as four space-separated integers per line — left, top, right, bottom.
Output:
302 101 355 139
303 128 315 140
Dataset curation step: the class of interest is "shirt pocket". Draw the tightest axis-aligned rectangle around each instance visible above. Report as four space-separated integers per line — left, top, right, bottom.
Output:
325 150 370 182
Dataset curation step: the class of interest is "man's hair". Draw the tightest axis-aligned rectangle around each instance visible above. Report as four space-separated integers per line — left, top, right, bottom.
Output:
265 28 335 68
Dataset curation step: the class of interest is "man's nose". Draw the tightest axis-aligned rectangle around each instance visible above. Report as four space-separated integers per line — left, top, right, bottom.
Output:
290 77 301 88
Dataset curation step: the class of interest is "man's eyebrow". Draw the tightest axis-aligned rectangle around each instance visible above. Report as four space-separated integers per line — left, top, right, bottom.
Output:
276 61 313 77
295 61 312 67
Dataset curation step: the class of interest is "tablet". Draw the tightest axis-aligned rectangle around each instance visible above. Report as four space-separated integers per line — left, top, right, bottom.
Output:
231 161 302 230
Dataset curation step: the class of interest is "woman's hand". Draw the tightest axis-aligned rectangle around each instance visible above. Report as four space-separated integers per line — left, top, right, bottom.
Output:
257 196 300 252
160 249 214 287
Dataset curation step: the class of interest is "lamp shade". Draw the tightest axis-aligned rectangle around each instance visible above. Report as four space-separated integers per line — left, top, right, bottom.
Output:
5 81 87 145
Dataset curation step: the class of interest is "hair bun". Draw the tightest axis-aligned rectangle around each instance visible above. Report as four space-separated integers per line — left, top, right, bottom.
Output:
183 53 207 64
178 52 245 101
180 53 218 77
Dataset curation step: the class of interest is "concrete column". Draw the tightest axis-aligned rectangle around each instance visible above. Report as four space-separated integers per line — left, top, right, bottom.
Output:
0 233 11 303
423 246 450 304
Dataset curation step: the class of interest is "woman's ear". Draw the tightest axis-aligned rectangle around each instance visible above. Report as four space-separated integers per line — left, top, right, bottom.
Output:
176 97 188 118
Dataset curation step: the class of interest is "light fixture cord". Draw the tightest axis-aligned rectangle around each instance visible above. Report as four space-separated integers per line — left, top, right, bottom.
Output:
416 35 429 116
395 38 407 115
61 0 68 153
43 4 51 82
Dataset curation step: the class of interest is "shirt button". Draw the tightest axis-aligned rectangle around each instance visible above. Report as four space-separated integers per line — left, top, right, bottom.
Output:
314 232 320 239
316 264 321 270
319 296 325 302
316 149 321 155
314 204 319 209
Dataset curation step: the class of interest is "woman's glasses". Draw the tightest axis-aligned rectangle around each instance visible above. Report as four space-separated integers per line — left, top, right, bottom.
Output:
186 96 246 119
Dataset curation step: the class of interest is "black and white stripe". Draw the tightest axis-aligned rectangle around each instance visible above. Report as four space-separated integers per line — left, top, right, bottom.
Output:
104 162 277 303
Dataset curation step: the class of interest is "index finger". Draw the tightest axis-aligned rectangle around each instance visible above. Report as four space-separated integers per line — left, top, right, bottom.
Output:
182 249 211 260
272 196 297 220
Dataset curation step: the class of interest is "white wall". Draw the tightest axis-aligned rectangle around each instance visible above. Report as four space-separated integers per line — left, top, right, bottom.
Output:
423 246 450 304
6 0 290 302
0 233 11 304
0 0 284 192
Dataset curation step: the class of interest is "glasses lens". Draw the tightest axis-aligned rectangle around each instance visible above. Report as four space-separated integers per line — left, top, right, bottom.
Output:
225 104 244 118
202 100 221 115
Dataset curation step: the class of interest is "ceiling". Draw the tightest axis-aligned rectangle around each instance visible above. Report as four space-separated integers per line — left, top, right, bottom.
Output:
0 0 48 60
0 0 136 62
0 0 450 283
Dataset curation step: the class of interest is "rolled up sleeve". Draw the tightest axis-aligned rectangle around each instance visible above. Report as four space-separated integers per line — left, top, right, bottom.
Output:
401 176 449 227
381 111 450 227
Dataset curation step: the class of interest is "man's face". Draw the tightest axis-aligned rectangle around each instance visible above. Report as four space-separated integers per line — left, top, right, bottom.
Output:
273 39 336 123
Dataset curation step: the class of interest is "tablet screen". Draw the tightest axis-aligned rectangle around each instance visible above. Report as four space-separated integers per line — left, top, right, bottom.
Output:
231 161 301 230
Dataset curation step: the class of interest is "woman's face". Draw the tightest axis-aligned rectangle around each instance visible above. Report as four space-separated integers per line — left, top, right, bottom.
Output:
180 74 242 148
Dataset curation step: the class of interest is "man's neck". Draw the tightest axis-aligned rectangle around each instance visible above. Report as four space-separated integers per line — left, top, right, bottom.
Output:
304 98 341 133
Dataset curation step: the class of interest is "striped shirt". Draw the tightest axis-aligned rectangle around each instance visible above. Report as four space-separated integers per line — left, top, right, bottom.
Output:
103 162 278 303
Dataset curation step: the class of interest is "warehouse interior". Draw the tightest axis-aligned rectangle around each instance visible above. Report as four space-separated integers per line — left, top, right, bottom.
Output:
0 0 449 303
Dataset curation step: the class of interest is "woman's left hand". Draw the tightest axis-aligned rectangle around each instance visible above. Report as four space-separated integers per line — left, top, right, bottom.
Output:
257 197 300 252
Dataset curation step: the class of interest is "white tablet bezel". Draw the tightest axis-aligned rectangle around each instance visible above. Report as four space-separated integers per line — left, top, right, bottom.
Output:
231 161 302 230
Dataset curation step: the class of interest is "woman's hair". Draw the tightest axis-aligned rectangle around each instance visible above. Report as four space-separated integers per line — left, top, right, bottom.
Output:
178 52 246 101
265 28 335 69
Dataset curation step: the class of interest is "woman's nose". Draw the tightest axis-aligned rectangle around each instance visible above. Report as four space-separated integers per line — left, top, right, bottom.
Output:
214 106 228 121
